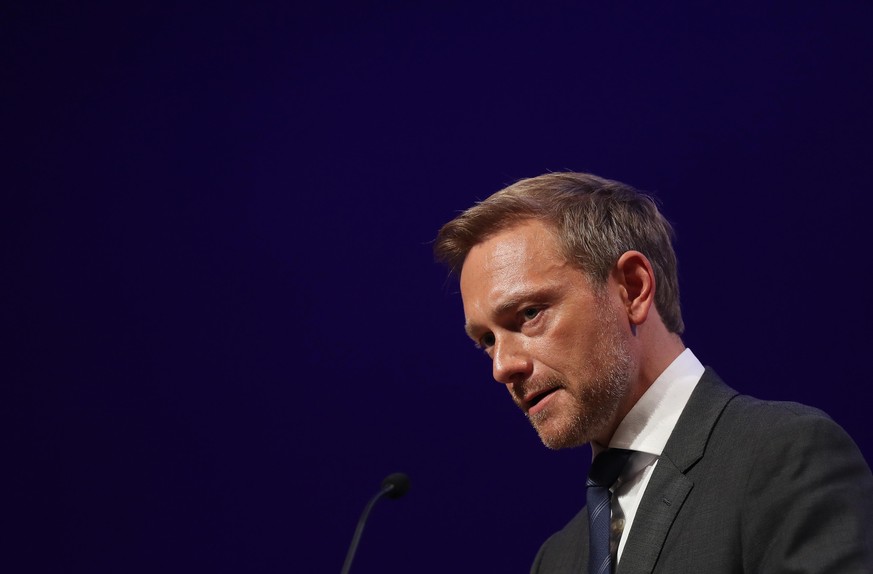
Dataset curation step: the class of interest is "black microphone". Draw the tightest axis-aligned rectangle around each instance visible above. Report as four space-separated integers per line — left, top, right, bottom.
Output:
340 472 410 574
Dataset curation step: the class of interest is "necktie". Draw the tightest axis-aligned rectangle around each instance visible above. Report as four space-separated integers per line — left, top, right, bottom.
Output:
586 448 632 574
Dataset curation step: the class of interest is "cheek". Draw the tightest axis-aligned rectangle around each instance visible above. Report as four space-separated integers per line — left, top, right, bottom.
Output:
558 313 604 353
534 319 603 375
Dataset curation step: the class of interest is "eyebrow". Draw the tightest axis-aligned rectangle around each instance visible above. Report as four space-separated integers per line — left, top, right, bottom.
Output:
462 291 534 341
464 321 482 342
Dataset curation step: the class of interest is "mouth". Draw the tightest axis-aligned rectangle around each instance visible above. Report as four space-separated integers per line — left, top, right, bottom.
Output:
524 387 559 413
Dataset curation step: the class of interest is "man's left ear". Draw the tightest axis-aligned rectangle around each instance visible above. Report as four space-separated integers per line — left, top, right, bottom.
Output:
613 250 655 326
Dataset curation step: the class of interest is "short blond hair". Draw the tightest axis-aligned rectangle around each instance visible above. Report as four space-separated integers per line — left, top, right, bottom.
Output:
434 172 684 334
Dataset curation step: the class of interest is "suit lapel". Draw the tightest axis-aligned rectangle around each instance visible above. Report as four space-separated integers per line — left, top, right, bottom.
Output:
616 369 738 574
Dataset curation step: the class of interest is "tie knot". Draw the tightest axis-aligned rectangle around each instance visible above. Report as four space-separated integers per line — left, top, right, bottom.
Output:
587 448 632 488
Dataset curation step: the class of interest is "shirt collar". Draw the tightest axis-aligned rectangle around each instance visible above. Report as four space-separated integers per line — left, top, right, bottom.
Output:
594 348 704 458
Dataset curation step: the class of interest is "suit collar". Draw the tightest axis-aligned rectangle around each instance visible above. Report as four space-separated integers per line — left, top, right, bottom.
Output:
617 368 738 573
661 368 738 472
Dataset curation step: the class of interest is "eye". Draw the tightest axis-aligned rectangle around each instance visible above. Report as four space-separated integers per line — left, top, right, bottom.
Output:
521 307 541 321
480 332 496 349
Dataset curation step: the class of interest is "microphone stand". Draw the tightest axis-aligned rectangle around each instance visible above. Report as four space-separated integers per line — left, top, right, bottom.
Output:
340 473 409 574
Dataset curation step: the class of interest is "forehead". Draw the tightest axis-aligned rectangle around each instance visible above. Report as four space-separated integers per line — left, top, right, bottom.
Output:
458 220 573 308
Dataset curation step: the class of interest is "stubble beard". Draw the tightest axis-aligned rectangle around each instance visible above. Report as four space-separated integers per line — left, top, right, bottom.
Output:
527 303 633 450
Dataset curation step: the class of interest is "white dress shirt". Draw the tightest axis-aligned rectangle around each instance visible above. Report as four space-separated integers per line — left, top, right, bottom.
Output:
590 348 705 564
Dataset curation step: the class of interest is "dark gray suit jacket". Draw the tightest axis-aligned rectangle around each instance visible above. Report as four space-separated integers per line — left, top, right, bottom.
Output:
531 369 873 573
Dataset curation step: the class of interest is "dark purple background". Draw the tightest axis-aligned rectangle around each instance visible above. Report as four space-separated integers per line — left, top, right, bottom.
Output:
6 2 872 572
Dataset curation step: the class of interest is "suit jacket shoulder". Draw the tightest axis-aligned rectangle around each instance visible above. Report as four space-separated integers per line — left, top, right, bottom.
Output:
531 368 873 574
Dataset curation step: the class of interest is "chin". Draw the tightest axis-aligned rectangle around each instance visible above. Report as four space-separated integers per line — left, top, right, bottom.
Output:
538 432 588 451
533 418 591 450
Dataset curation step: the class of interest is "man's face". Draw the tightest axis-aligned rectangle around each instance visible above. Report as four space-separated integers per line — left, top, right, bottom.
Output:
459 219 634 449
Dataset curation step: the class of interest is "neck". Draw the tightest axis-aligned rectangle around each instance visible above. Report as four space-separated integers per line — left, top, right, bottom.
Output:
594 323 685 446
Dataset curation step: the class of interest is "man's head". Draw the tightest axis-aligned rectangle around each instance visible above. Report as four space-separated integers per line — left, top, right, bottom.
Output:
434 172 683 335
434 172 685 448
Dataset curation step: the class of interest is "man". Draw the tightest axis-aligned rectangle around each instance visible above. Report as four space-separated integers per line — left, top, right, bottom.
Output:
433 172 873 573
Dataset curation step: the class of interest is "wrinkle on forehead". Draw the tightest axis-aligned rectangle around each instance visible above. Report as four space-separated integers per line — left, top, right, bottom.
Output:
459 220 573 331
474 220 562 272
477 219 565 269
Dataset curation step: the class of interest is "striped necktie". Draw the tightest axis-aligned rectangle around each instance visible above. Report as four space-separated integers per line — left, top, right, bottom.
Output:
586 449 632 574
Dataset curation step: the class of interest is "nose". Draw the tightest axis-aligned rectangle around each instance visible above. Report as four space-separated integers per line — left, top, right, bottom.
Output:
491 336 533 385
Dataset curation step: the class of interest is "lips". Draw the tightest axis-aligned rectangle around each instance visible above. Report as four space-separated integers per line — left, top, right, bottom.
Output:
524 386 559 411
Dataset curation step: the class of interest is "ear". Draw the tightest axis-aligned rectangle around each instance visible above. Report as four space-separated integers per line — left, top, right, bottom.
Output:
613 250 656 327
